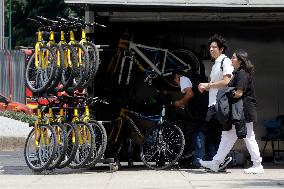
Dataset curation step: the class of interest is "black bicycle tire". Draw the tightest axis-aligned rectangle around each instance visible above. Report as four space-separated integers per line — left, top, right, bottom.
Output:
56 122 79 169
56 44 78 92
46 44 64 93
47 123 68 170
84 121 107 169
24 46 57 93
68 122 95 169
67 43 89 91
80 41 100 89
159 49 200 88
104 118 123 161
171 49 200 75
24 124 57 172
140 121 185 170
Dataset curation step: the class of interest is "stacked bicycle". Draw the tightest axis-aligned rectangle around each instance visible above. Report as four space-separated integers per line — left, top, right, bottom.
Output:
24 16 105 94
24 94 108 172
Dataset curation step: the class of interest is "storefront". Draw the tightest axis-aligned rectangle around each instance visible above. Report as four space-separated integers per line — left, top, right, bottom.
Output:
65 0 284 155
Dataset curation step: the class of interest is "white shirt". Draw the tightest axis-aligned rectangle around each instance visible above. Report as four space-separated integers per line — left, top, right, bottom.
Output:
180 76 192 93
208 54 234 107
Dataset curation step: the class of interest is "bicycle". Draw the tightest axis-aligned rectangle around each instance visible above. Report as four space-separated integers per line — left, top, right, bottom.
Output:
109 36 200 87
24 97 58 172
67 95 95 169
76 96 108 169
25 18 57 93
104 95 185 170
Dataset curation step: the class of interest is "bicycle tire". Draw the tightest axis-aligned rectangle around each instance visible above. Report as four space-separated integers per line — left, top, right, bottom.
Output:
104 118 123 161
161 49 200 88
171 49 200 75
67 43 89 91
68 122 95 169
56 44 78 92
24 124 57 172
25 46 57 93
140 121 185 170
84 121 107 169
57 122 79 169
80 41 100 89
46 44 64 93
47 123 68 170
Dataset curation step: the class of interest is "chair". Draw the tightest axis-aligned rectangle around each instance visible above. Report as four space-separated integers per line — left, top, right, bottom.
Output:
261 115 284 159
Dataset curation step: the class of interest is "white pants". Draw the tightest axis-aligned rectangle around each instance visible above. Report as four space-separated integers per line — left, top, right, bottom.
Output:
213 122 262 164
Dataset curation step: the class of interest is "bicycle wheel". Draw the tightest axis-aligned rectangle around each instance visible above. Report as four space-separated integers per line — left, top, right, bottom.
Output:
46 44 64 93
171 49 200 74
48 123 67 170
104 118 123 161
84 121 107 169
140 121 185 170
56 44 78 92
57 122 79 169
80 41 100 89
25 46 57 93
68 122 94 169
161 49 200 88
67 43 89 91
24 124 57 172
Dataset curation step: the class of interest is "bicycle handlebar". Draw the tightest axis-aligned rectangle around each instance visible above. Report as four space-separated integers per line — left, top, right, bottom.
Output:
68 16 107 28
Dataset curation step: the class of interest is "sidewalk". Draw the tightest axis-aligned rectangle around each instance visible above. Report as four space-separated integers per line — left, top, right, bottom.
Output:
0 150 284 189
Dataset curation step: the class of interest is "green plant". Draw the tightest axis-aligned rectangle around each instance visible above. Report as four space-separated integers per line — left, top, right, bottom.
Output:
0 110 36 124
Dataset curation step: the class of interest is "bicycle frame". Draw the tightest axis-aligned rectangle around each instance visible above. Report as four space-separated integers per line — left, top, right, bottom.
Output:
109 106 164 143
119 40 191 85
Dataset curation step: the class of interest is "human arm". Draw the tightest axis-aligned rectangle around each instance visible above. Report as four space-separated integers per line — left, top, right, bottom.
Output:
231 89 243 98
198 74 232 93
174 87 194 108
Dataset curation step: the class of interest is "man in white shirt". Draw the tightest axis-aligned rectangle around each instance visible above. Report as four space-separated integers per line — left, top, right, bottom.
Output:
198 34 234 170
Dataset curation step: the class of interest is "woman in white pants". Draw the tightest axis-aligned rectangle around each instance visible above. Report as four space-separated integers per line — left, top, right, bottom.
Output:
200 49 264 174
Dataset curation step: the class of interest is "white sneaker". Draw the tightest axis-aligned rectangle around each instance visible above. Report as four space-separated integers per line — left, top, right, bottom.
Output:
200 160 220 172
244 164 264 174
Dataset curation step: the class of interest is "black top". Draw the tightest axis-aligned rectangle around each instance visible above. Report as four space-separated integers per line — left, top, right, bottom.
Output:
228 67 257 123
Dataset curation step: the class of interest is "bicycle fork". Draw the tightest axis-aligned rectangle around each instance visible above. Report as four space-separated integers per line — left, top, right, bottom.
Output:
118 52 134 85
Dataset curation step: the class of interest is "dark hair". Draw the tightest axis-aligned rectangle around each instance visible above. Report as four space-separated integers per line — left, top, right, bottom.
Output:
208 34 228 54
172 69 186 76
234 49 255 75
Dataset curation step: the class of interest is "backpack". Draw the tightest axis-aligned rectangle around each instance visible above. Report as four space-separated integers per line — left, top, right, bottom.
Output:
220 56 226 72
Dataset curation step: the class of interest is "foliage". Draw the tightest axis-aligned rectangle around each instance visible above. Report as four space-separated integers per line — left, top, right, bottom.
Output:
4 0 85 47
0 110 36 124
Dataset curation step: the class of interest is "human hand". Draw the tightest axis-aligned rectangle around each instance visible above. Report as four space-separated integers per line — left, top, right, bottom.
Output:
198 83 207 93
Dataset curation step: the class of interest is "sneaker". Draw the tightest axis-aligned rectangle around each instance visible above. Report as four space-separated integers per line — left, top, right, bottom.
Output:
244 164 264 174
200 160 219 172
218 156 232 171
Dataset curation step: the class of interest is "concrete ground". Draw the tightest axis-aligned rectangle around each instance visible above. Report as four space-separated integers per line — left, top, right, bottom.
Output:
0 150 284 189
1 116 284 189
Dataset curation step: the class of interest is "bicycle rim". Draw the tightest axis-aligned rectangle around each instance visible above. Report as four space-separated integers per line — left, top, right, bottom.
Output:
48 124 67 170
24 124 57 172
140 122 185 170
80 42 100 89
25 46 57 93
84 121 107 168
56 44 77 92
67 43 89 91
68 122 94 169
57 123 79 169
47 44 64 93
